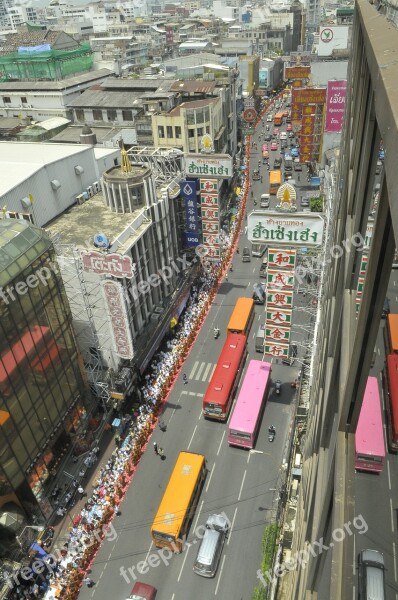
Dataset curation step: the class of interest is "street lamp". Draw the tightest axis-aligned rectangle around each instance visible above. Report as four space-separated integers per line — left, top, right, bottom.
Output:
16 525 44 550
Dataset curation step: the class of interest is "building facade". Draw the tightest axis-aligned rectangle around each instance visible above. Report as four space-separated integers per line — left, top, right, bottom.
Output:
0 220 90 520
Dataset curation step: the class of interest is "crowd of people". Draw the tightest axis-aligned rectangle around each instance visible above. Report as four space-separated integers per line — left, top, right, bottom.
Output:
8 118 256 600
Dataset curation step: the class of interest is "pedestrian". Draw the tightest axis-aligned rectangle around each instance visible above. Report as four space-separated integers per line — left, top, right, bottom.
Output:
83 577 94 587
183 373 188 384
77 485 85 499
72 479 78 488
297 174 300 182
261 176 263 183
158 447 164 458
153 442 158 455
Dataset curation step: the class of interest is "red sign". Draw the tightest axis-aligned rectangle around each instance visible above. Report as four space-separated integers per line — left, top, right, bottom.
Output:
201 207 219 220
202 221 219 234
285 66 311 79
242 108 257 123
292 88 327 105
103 281 134 359
201 194 219 207
82 251 136 279
200 179 218 193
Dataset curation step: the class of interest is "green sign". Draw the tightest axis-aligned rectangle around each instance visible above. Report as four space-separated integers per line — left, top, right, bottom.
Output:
243 127 255 135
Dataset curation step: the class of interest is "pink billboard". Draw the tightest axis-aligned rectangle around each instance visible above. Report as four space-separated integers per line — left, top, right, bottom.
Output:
325 80 347 132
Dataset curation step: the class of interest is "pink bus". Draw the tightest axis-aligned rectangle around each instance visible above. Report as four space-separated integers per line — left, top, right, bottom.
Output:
355 376 385 473
228 360 272 449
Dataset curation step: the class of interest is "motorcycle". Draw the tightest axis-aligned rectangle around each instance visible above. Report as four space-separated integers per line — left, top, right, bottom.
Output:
275 380 281 395
214 328 220 339
268 425 276 442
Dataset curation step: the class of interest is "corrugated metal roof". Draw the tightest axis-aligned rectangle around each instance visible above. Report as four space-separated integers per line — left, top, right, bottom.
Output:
168 96 219 116
0 69 112 91
68 89 143 109
169 80 216 94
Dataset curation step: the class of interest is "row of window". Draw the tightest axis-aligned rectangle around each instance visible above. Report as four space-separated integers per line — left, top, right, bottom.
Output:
75 108 134 122
3 96 27 103
157 125 211 140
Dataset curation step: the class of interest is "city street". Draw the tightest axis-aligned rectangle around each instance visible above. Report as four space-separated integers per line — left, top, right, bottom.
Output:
77 105 305 600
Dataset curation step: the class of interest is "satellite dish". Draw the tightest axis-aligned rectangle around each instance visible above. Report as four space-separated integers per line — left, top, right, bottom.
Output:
93 233 110 248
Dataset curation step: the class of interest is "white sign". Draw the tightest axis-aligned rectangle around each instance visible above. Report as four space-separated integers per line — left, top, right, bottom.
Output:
318 26 349 57
185 154 233 179
248 212 324 247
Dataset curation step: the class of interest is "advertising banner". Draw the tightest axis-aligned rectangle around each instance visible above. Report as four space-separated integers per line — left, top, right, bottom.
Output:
325 79 347 133
249 214 324 247
186 155 233 179
103 280 134 359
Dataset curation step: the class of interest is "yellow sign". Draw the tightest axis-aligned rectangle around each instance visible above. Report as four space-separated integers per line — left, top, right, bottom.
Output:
200 134 214 154
110 391 125 400
170 317 178 328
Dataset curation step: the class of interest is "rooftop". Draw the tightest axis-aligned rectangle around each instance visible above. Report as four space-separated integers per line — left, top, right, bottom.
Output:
0 69 112 92
45 189 150 250
169 80 216 93
49 125 123 144
68 88 143 109
168 96 219 116
102 78 174 91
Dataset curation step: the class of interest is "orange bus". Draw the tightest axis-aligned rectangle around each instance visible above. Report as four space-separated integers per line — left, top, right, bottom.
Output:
269 170 282 195
273 112 284 126
227 297 255 335
384 313 398 354
151 451 206 552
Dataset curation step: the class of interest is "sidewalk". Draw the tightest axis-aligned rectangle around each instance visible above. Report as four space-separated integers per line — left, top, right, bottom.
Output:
49 427 118 551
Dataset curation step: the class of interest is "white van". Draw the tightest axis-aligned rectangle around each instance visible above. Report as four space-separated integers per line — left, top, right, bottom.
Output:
358 549 385 600
280 132 287 140
261 194 270 208
193 515 229 578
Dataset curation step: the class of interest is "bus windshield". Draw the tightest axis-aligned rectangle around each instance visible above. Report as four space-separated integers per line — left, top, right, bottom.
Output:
355 376 385 472
151 451 206 552
228 360 272 449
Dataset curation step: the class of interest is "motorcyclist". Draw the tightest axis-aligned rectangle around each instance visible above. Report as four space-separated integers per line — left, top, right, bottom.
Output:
214 327 220 337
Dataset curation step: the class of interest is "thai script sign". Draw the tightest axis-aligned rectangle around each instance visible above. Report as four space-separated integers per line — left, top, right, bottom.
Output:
325 79 347 133
248 214 324 247
102 280 134 359
285 66 311 80
292 88 327 105
82 252 136 279
186 155 233 179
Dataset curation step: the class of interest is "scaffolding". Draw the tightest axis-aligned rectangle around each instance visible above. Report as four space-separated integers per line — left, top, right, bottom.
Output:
0 43 93 82
127 146 184 184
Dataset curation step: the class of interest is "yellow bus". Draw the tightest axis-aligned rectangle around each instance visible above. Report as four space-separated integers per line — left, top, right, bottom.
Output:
227 297 255 335
273 112 284 126
269 170 282 195
151 451 206 552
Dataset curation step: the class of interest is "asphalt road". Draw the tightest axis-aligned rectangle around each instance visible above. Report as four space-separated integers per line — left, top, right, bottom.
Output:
77 107 311 600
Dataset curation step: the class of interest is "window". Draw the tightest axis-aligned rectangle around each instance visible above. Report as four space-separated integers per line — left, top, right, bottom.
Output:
166 126 173 138
93 109 103 121
188 129 195 138
197 128 203 137
21 97 27 104
158 126 165 138
175 126 181 139
75 109 84 122
122 110 133 121
2 97 11 103
107 109 117 121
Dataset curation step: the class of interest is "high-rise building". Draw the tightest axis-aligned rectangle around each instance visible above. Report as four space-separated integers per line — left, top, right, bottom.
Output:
0 220 90 520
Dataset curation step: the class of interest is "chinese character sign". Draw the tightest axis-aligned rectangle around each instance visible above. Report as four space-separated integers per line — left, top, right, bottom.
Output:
267 290 294 308
325 80 347 133
266 308 292 325
267 270 294 289
268 249 297 269
265 325 291 342
180 181 199 234
264 342 289 358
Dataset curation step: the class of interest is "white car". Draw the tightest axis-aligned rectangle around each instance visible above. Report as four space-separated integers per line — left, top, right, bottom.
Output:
266 114 273 122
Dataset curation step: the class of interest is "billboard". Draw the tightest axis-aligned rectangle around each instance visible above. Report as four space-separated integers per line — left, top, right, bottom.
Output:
318 26 349 57
248 213 325 247
285 66 311 80
325 80 347 133
185 155 233 179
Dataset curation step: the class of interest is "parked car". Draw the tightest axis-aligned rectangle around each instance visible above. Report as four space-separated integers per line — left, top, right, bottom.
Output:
375 160 383 175
128 581 157 600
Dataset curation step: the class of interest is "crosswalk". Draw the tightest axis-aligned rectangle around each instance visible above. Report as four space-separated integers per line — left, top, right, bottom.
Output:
188 361 216 382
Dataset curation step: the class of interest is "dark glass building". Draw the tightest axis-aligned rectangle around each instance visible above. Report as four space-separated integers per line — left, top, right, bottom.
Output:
0 220 90 520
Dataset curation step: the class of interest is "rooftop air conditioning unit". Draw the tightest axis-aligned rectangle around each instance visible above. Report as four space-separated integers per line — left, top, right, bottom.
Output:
76 194 86 205
86 186 94 198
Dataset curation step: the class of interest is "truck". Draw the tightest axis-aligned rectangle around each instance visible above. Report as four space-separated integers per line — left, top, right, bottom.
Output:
255 324 266 353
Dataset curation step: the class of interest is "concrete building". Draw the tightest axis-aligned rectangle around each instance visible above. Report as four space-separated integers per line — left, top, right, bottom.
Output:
0 69 112 122
277 0 398 598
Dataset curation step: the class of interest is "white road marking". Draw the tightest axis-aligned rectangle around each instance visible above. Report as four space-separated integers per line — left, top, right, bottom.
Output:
217 430 226 456
189 361 199 379
215 555 226 595
227 507 238 546
187 425 197 450
393 541 397 582
202 363 213 381
391 497 395 533
388 459 392 490
177 544 191 582
196 361 206 380
352 534 356 575
206 463 215 493
238 470 246 501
